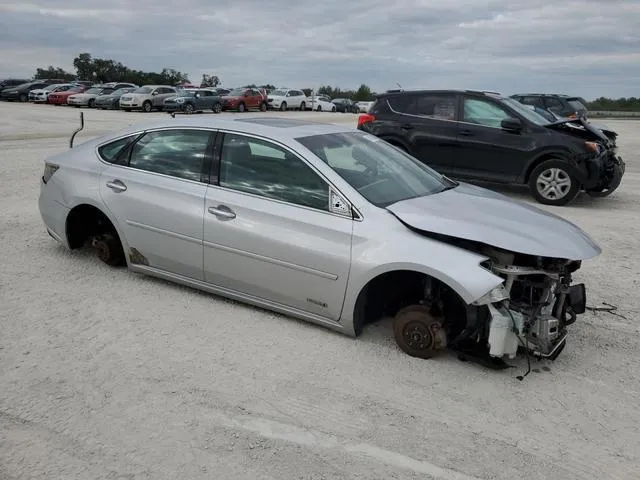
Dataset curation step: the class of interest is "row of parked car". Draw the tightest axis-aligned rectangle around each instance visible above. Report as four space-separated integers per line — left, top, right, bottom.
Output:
0 78 374 114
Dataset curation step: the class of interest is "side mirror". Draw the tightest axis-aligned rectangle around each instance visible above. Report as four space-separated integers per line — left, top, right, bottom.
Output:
501 117 522 132
152 91 158 96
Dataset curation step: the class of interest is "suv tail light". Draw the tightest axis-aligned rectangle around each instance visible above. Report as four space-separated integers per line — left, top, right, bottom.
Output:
357 113 376 127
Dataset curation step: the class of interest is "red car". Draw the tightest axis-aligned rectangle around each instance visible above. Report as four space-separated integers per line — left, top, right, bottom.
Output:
47 85 89 105
220 87 268 112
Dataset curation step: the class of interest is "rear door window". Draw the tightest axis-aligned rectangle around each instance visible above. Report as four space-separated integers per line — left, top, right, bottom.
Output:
388 94 457 120
127 129 212 182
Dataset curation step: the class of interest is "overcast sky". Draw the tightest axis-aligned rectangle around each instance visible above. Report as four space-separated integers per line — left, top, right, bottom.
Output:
1 0 638 99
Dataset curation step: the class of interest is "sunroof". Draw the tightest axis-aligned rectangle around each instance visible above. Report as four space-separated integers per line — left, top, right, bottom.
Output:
234 117 324 128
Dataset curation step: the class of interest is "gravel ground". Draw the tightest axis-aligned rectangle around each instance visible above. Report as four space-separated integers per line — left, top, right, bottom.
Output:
1 103 639 480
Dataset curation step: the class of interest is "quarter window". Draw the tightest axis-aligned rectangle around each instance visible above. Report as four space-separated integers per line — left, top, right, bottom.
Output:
388 94 457 120
463 98 512 128
98 135 137 164
128 129 211 181
219 133 329 211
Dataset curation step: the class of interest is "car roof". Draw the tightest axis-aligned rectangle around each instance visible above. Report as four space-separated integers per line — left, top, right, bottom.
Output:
93 116 355 144
377 89 505 98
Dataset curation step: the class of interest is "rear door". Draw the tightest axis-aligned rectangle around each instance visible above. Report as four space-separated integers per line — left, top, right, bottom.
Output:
384 92 460 175
99 128 214 279
452 95 532 182
202 131 353 320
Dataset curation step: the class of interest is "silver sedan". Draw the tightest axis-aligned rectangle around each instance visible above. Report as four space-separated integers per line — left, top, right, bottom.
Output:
38 116 600 367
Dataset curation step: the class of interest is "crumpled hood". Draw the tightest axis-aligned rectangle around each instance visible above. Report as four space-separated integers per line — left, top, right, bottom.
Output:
386 182 601 260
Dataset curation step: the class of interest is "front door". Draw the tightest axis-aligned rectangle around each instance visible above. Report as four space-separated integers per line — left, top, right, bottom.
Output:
452 96 533 183
203 132 353 320
99 128 214 279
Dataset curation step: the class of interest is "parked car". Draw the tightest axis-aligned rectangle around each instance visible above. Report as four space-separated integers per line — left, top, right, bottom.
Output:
510 93 589 119
0 78 31 94
47 85 90 105
1 81 53 102
29 83 75 103
38 115 600 367
93 87 136 110
331 98 359 113
357 89 625 206
163 88 223 114
356 101 374 113
70 80 95 87
119 85 178 112
267 88 308 111
220 87 268 112
308 95 336 112
68 85 117 108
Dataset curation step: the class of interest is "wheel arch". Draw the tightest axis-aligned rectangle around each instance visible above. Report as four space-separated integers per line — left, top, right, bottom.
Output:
346 263 500 337
522 149 575 184
65 201 128 257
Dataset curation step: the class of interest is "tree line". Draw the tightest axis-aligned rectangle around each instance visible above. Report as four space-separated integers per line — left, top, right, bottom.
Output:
29 53 638 109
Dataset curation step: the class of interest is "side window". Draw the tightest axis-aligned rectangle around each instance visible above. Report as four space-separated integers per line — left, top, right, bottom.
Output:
404 94 457 120
219 133 329 211
544 97 563 112
98 135 138 164
128 129 211 181
463 98 512 128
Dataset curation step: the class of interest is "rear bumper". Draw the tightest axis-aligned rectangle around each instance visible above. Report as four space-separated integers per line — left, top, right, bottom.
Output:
38 180 70 248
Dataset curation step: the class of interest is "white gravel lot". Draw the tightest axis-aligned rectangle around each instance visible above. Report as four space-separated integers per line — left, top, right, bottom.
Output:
1 102 639 480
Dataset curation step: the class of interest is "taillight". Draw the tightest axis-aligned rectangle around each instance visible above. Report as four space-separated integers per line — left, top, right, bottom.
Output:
42 162 59 183
357 113 376 127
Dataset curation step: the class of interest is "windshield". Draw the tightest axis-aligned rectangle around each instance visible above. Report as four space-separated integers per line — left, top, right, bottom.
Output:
177 90 196 97
84 88 103 94
132 86 152 94
295 131 453 207
270 89 287 96
226 88 245 96
110 88 129 96
501 97 551 126
43 84 60 91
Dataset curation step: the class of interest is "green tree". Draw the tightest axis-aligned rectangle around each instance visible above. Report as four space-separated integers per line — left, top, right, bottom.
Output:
34 66 75 81
201 74 220 87
353 84 373 101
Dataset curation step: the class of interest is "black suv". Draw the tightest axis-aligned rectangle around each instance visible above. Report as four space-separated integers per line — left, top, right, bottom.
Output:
357 89 625 206
510 93 589 119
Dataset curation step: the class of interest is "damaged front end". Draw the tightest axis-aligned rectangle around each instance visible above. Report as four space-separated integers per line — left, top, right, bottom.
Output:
547 117 626 198
470 247 586 363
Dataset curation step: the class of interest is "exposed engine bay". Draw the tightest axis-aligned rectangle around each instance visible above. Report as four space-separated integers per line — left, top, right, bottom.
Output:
470 246 586 361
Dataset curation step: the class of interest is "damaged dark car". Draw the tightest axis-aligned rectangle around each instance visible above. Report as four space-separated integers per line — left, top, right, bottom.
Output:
357 89 625 206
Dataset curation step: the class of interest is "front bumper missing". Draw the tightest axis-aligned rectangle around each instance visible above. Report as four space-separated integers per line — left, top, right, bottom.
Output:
586 155 626 198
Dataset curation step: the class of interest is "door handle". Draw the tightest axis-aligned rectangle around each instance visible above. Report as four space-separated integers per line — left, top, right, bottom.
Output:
459 129 474 136
208 205 236 220
106 179 127 192
401 124 414 130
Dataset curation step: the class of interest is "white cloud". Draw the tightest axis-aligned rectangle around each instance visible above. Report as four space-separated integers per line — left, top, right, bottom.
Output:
0 0 638 98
